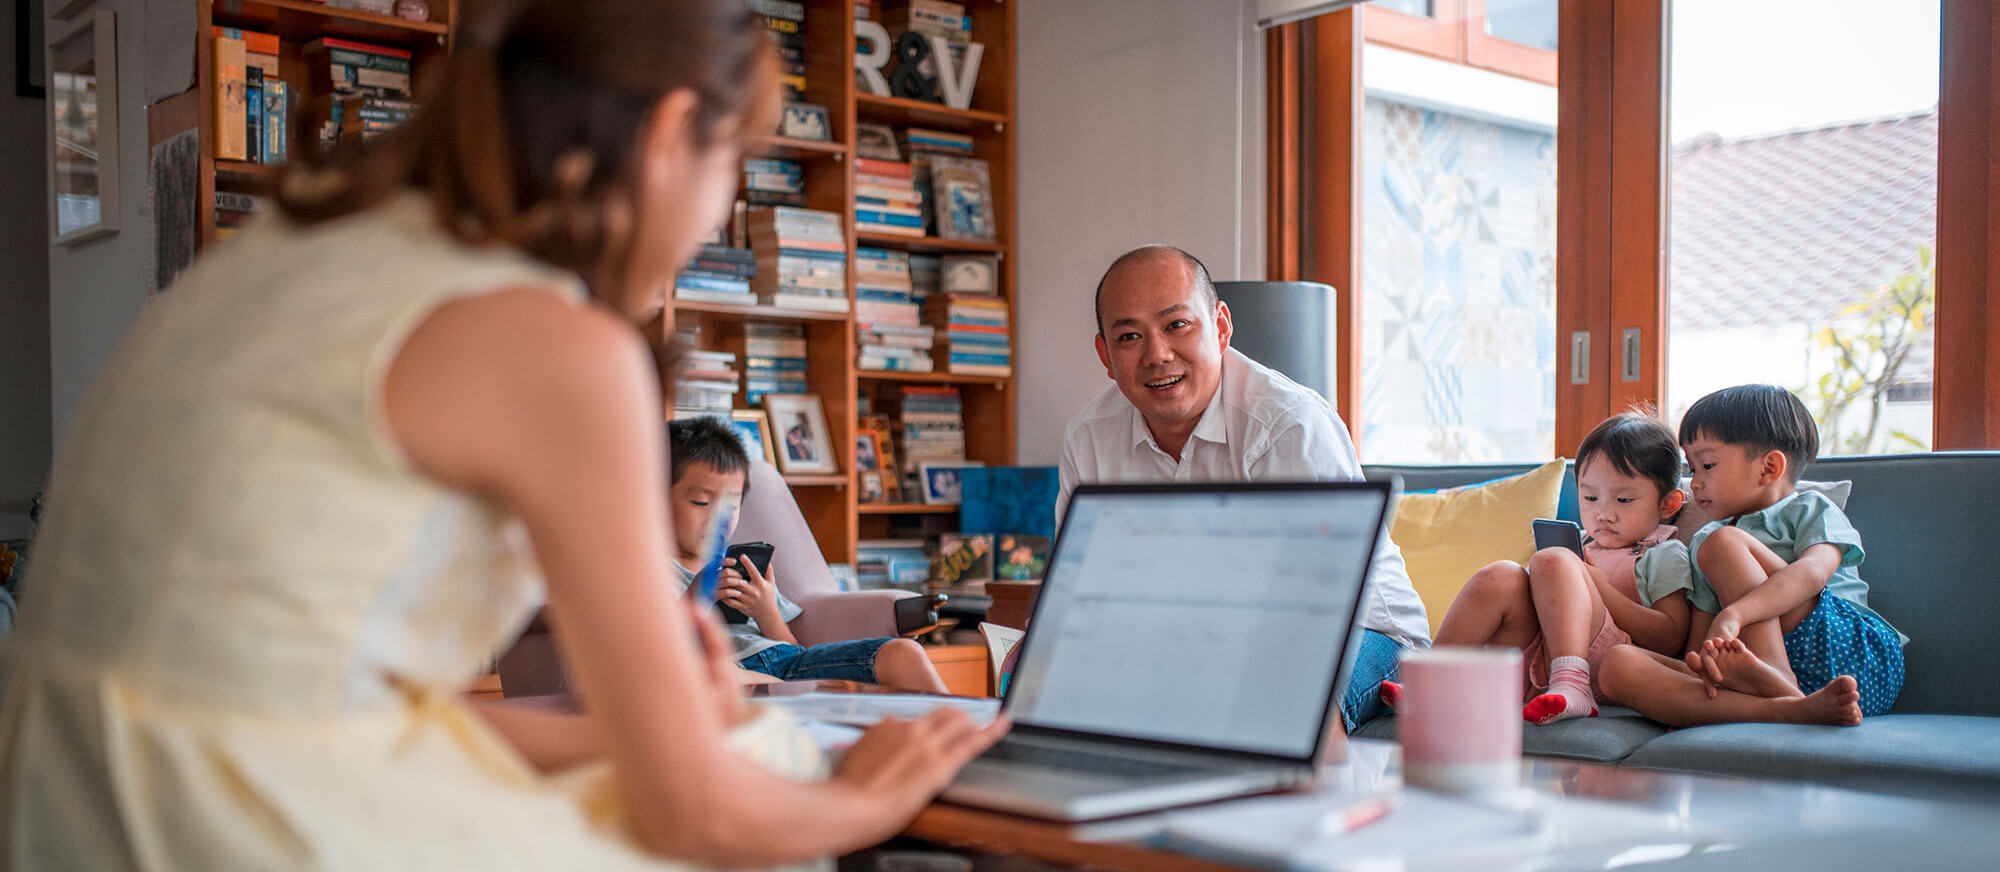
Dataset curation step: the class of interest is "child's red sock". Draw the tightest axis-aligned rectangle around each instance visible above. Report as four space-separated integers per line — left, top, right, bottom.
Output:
1379 679 1403 711
1523 656 1598 725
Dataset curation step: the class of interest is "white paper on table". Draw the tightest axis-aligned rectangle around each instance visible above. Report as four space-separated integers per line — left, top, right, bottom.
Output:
1154 788 1708 872
757 692 1001 727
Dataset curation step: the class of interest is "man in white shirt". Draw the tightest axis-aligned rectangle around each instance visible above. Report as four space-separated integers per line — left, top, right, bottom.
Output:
1059 245 1431 732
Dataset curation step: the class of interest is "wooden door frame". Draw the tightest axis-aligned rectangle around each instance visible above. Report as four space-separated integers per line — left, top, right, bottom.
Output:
1935 0 2000 448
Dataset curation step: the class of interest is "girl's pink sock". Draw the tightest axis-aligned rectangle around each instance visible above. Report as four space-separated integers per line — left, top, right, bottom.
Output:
1523 656 1598 724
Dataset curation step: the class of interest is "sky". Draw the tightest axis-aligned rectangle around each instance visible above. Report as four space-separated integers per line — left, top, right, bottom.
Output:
1668 0 1941 142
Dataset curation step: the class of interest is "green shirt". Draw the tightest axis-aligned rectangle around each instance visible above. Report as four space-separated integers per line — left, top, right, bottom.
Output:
1688 489 1907 643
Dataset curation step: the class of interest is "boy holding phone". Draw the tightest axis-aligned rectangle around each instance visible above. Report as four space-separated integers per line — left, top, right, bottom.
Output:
668 418 950 693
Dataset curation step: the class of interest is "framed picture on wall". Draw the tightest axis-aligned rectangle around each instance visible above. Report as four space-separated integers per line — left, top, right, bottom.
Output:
762 393 838 475
48 9 119 245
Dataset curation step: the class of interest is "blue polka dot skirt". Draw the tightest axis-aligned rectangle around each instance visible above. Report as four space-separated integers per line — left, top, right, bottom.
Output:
1784 593 1905 716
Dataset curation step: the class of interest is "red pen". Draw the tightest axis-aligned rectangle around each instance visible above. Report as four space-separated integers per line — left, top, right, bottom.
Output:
1319 793 1403 835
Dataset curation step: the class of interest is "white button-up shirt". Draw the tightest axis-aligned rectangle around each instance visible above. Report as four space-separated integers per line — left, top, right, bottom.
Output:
1058 347 1433 646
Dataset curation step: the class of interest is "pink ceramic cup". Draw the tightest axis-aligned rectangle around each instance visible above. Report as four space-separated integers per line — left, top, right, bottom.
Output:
1397 646 1523 794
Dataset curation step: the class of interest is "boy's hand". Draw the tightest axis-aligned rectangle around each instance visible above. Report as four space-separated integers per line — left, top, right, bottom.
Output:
719 557 784 627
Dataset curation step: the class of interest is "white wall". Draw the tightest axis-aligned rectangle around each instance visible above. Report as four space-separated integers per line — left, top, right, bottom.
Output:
1 4 53 538
46 1 171 447
1013 0 1266 464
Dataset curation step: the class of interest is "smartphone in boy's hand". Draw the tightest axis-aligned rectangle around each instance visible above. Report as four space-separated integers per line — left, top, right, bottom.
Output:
716 541 776 624
1532 518 1586 558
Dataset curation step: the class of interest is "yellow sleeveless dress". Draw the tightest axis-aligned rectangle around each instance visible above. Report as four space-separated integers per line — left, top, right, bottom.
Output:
0 196 827 870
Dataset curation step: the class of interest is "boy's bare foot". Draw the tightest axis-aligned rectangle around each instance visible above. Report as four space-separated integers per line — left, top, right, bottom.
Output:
1686 639 1801 700
1787 675 1863 726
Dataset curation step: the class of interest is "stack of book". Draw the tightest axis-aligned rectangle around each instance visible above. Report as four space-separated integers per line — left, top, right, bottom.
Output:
675 244 757 306
676 350 741 418
748 207 849 312
926 294 1012 376
211 28 288 164
894 385 966 494
301 37 415 151
854 158 925 237
754 0 808 102
895 0 972 67
744 323 809 405
900 126 974 157
855 248 935 373
857 539 932 590
743 158 806 208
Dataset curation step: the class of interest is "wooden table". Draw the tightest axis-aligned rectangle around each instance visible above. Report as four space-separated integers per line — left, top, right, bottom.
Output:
900 739 2000 871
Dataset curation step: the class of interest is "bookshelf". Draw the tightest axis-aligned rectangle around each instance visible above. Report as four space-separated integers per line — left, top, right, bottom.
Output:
674 0 1016 567
193 1 459 248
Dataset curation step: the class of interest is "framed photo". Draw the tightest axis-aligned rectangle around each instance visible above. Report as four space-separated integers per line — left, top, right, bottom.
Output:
855 122 901 161
762 393 838 475
48 9 119 245
932 532 994 588
941 254 999 294
929 155 995 243
858 414 902 502
919 460 985 506
728 409 778 467
779 102 831 141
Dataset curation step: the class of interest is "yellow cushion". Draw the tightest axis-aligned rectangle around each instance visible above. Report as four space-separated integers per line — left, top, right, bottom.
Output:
1390 459 1569 637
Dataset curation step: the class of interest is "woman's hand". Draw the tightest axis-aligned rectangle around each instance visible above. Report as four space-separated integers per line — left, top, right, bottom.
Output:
719 557 785 628
687 597 751 727
834 708 1011 827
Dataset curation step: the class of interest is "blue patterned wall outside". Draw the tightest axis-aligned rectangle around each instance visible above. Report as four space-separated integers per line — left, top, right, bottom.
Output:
1361 98 1557 463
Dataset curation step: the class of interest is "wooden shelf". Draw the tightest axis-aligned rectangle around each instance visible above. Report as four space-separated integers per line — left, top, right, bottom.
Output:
854 231 1007 254
673 299 851 322
213 0 451 44
215 160 277 177
858 371 1010 386
758 136 848 161
856 94 1009 132
784 474 848 487
859 503 959 515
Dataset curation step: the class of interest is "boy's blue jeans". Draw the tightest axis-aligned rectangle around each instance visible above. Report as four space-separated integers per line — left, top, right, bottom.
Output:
1342 629 1402 733
740 638 894 683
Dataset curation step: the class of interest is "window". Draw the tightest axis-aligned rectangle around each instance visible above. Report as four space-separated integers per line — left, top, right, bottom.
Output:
1357 8 1558 463
1664 0 1940 455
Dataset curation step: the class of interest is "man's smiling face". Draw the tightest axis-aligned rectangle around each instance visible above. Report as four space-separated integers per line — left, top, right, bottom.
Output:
1094 253 1232 447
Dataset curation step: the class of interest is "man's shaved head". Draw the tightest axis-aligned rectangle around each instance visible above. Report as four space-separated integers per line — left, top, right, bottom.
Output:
1094 245 1217 336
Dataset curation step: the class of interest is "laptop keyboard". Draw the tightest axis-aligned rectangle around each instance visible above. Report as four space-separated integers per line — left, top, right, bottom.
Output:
979 741 1212 778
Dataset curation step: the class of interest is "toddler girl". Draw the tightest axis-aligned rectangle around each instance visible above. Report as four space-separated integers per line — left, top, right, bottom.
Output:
1385 412 1696 724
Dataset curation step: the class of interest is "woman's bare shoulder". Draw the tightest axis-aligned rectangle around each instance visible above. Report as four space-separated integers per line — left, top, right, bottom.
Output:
384 288 660 494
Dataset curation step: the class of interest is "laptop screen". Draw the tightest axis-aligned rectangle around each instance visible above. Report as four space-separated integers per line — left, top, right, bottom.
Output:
1003 483 1388 759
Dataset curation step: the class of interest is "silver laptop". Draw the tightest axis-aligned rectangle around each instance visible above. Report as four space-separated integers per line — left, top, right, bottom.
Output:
941 480 1396 821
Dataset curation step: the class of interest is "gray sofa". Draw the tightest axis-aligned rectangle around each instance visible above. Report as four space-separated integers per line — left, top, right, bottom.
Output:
1355 452 2000 801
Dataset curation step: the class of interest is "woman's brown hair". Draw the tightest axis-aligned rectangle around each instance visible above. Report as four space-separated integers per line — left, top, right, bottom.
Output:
274 0 779 310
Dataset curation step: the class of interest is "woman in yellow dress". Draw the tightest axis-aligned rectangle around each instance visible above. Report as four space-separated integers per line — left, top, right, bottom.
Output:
0 1 1004 868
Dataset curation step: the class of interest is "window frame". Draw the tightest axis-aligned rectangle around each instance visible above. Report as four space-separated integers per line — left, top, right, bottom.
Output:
1273 0 1997 455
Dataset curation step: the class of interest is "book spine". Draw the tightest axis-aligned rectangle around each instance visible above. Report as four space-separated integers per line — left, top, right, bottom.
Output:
263 80 288 165
245 70 265 164
214 35 248 161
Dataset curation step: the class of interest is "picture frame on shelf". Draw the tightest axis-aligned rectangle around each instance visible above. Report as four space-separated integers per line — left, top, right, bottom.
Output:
855 122 900 161
48 9 119 246
929 155 995 243
763 393 838 475
932 532 995 589
919 460 985 506
728 409 778 467
779 102 831 142
858 415 902 502
941 254 999 294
